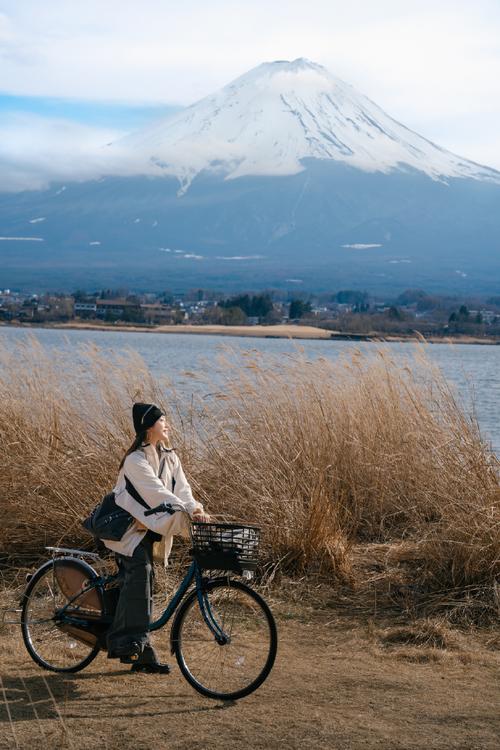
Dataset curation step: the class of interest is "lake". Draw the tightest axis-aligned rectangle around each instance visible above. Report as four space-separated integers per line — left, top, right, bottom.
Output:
1 326 498 454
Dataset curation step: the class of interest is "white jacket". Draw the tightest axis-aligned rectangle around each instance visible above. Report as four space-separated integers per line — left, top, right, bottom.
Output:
103 442 204 565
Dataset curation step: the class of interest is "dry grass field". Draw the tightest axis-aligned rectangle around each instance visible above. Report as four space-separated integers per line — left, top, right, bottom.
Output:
1 575 499 750
5 321 334 339
0 334 498 749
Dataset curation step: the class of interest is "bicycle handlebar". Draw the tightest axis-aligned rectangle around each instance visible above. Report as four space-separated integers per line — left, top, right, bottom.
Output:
143 503 211 521
144 502 177 516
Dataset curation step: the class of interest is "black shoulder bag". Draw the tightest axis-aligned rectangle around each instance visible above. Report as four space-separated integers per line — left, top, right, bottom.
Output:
82 476 163 542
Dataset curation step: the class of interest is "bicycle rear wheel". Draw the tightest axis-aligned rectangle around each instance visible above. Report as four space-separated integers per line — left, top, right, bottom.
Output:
21 558 102 673
171 578 277 701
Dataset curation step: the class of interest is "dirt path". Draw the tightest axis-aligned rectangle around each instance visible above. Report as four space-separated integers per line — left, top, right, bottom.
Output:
0 605 498 750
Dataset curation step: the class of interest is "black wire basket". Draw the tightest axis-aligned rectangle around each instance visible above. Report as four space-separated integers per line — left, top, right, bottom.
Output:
190 522 261 573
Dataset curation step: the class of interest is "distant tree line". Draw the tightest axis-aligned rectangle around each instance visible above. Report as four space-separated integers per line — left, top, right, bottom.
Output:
2 285 499 337
219 294 273 318
289 299 312 319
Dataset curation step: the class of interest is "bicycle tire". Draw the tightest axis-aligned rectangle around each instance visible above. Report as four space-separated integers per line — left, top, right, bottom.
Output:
21 558 102 673
171 578 277 701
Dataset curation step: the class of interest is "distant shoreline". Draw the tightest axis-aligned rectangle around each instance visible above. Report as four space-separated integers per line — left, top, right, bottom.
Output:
1 320 499 344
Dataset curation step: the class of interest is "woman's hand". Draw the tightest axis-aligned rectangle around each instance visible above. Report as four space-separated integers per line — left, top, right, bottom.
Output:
192 509 212 523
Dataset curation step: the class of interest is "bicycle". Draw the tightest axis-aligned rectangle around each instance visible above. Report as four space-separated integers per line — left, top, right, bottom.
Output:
19 505 278 701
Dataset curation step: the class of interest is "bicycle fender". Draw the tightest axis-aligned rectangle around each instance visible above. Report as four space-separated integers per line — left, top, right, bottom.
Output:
20 556 99 606
168 576 247 655
169 587 196 655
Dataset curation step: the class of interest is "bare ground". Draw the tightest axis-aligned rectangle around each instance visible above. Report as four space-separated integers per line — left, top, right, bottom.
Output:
1 594 498 750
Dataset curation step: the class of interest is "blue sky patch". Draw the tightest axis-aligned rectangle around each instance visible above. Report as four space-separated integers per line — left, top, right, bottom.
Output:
0 93 181 130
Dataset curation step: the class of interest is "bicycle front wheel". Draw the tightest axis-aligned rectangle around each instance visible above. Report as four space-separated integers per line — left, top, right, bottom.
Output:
171 578 277 701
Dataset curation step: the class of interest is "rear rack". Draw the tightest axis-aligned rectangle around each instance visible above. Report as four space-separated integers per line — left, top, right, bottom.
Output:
1 548 103 627
45 546 101 560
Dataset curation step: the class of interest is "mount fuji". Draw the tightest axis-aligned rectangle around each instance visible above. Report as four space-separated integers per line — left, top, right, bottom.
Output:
112 58 500 192
1 58 499 293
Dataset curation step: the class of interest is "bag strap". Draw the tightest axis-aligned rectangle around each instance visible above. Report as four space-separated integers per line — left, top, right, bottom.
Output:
126 453 176 510
124 475 151 510
158 454 176 493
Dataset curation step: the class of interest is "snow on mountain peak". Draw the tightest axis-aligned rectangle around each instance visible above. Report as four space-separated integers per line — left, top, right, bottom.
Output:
110 58 500 193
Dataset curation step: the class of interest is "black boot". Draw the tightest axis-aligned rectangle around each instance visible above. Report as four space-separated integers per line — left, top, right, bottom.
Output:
130 644 170 674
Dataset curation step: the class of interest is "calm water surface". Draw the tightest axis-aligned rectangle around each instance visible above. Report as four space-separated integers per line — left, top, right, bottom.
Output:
1 326 498 453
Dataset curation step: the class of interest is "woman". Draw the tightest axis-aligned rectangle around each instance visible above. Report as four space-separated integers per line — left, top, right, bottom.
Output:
105 401 210 674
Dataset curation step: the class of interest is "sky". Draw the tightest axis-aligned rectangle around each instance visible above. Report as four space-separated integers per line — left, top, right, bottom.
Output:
1 0 499 190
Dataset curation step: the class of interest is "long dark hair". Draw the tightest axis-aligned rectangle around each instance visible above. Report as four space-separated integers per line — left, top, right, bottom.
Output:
118 431 147 471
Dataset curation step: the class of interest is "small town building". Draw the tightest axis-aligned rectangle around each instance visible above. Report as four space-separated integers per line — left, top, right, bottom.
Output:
95 299 141 319
74 302 98 317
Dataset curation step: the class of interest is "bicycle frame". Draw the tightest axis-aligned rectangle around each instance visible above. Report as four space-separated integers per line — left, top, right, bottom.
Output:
54 558 230 645
149 561 229 644
148 560 198 632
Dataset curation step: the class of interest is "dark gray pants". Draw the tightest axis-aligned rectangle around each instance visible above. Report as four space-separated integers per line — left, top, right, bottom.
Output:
107 531 156 659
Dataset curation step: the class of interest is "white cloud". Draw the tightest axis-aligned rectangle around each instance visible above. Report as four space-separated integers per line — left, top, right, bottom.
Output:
2 2 499 109
0 0 499 173
0 112 124 191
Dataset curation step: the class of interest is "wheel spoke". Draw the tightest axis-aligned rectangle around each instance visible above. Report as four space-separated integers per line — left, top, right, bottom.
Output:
22 561 102 673
175 580 277 700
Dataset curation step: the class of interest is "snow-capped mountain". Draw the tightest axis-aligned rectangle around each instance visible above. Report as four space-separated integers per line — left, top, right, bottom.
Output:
1 59 499 294
112 58 500 193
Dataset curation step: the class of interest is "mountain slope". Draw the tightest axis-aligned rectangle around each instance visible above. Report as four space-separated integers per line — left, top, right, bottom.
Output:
112 58 500 192
1 162 499 294
1 58 499 294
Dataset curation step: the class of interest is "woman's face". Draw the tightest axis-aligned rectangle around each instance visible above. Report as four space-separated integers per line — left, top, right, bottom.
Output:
147 414 169 444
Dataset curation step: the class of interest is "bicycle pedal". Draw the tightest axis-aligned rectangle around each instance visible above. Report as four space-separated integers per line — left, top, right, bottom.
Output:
119 652 140 664
115 642 143 664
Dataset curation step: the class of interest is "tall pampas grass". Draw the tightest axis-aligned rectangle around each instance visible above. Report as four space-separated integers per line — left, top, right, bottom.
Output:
0 335 498 621
192 348 499 596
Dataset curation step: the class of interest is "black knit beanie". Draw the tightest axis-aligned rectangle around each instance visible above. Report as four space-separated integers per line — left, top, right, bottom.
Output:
132 402 164 434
